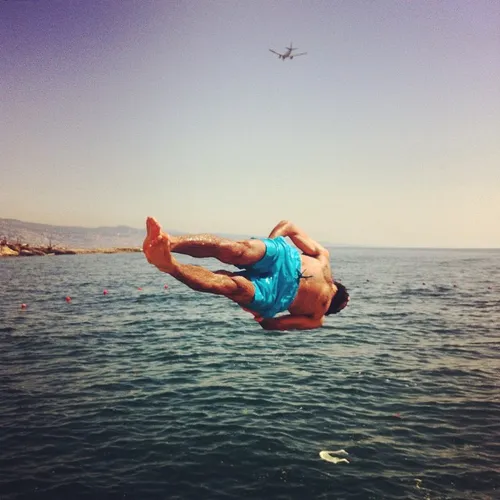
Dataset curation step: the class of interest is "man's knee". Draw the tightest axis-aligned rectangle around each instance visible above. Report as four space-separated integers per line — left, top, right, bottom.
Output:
220 239 264 266
228 275 255 303
219 240 249 264
234 240 254 262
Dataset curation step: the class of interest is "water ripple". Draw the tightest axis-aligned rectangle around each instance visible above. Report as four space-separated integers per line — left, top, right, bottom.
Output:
1 250 499 499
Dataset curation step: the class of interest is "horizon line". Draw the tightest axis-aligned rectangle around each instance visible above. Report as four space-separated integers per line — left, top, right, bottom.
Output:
1 218 499 251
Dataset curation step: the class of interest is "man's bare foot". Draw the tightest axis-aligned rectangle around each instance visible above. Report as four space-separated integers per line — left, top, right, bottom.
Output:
143 216 161 254
143 217 176 273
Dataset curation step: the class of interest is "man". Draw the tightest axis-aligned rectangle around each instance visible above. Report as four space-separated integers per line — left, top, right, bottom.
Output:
143 217 349 331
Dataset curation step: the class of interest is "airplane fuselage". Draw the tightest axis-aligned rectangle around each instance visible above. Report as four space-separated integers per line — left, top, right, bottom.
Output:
269 43 307 61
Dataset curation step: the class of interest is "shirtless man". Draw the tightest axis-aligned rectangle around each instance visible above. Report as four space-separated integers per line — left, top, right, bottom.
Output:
143 217 349 331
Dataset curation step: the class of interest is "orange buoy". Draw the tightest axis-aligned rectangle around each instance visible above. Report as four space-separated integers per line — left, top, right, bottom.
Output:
65 296 71 303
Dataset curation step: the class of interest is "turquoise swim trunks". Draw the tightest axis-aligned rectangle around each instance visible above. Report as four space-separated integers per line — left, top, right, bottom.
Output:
237 236 301 319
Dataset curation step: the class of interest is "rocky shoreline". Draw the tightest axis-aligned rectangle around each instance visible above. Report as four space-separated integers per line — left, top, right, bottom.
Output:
0 242 142 257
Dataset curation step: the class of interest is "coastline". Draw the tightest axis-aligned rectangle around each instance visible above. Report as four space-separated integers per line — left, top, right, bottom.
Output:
0 243 142 257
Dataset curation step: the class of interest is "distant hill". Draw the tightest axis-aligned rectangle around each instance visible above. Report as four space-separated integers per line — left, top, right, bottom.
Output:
0 219 263 250
0 219 148 249
0 218 340 249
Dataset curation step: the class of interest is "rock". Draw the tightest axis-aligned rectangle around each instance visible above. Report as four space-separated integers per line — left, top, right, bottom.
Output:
1 241 138 257
0 245 19 256
31 249 47 256
53 249 77 255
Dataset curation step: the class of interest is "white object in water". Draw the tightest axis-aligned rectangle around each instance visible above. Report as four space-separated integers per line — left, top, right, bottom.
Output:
319 449 349 464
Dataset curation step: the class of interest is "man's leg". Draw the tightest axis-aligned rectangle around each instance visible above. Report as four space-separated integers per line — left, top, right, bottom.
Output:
169 263 255 304
147 217 266 267
143 217 255 303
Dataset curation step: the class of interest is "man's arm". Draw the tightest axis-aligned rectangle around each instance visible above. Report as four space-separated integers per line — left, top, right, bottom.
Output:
268 220 328 257
258 314 324 331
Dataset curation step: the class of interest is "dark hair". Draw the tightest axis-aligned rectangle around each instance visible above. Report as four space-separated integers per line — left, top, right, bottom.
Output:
326 280 349 315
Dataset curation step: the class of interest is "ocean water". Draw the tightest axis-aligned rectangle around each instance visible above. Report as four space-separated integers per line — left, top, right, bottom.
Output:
0 248 499 500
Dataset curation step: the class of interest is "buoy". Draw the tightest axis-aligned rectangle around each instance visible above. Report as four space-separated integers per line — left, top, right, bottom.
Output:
21 303 27 309
137 287 143 291
65 296 71 303
164 284 168 289
103 289 108 295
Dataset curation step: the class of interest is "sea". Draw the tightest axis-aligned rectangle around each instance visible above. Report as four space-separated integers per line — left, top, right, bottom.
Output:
0 248 499 500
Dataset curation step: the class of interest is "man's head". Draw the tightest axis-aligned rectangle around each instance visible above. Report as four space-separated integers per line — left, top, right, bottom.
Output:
326 280 349 315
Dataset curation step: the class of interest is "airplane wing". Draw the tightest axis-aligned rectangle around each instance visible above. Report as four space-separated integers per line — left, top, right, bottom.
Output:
292 52 307 57
269 49 283 57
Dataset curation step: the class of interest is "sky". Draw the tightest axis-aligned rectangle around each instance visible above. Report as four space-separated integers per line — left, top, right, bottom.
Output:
1 1 499 248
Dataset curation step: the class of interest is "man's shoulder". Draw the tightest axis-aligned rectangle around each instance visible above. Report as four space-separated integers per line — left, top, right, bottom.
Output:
318 245 330 257
301 249 329 262
314 250 331 267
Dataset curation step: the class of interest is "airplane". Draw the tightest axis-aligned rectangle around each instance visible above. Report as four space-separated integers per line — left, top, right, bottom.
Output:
269 42 307 61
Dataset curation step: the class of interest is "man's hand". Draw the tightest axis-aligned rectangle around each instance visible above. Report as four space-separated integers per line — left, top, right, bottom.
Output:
268 220 290 239
259 314 324 331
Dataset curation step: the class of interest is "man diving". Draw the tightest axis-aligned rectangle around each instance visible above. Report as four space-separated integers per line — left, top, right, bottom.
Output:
143 217 349 331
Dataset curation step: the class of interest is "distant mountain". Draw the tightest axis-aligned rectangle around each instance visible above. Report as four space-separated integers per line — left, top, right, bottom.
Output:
0 219 147 249
0 218 343 249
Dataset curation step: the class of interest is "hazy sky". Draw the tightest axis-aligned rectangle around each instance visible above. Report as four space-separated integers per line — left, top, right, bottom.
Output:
1 1 499 247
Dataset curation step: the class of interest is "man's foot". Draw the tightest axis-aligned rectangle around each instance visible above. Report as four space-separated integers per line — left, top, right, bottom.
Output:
143 217 161 254
143 217 176 273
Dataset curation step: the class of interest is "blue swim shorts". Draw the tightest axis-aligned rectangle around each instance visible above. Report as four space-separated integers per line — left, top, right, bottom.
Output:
237 236 301 318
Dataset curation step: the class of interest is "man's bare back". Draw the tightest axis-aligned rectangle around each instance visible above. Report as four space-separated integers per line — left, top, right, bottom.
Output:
251 220 343 330
288 253 333 317
143 218 349 331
